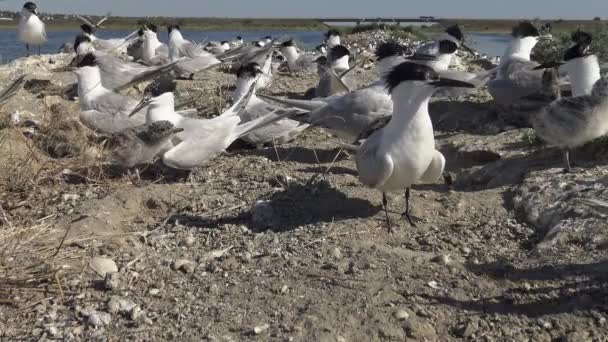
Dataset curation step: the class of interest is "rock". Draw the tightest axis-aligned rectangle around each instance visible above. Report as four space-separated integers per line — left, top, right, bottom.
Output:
455 319 479 337
107 297 137 315
404 318 438 341
331 247 342 259
88 311 112 327
514 168 608 253
431 254 451 265
172 259 195 273
183 236 196 247
394 309 410 321
462 247 472 255
562 331 591 342
251 200 279 228
148 288 161 296
253 323 270 335
89 257 118 277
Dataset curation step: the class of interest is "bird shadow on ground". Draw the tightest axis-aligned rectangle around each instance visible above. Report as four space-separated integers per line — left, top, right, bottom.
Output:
421 260 608 317
430 100 503 135
62 163 192 185
296 166 358 177
168 181 381 232
240 146 349 164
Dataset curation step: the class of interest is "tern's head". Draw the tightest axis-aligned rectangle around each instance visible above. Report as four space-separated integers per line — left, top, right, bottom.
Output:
80 24 94 35
375 41 405 61
438 40 458 55
564 30 593 62
167 24 181 34
74 34 93 55
145 23 158 33
69 53 98 77
316 43 327 54
281 39 296 48
236 36 243 41
129 79 177 117
445 25 464 42
385 62 475 97
237 62 263 80
325 29 340 40
144 120 184 142
23 2 37 15
329 45 350 60
511 21 540 46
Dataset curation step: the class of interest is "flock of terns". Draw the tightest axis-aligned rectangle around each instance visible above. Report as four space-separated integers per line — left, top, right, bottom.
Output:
10 2 608 230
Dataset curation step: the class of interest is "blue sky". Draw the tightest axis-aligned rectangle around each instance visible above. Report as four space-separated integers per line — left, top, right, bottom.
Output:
1 0 607 19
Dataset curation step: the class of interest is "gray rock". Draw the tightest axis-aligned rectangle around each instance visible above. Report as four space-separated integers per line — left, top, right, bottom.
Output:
513 168 608 252
403 318 438 341
251 200 280 228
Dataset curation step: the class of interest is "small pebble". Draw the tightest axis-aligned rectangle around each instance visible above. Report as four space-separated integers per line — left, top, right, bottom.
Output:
89 257 118 277
148 288 161 296
254 323 270 335
183 236 196 247
394 309 410 321
332 247 342 259
172 259 195 274
431 254 451 265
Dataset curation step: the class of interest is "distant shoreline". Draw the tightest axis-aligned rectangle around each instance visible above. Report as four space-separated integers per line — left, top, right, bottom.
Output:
0 17 605 33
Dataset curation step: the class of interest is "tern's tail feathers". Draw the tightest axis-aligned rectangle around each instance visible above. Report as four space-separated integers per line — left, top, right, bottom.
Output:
233 109 301 139
257 94 327 111
113 62 179 92
0 75 26 106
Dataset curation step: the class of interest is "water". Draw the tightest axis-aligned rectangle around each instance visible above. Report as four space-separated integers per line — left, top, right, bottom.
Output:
469 33 511 58
0 28 511 64
0 28 327 64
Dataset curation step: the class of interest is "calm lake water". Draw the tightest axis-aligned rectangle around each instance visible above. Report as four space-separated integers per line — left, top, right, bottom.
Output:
0 28 509 64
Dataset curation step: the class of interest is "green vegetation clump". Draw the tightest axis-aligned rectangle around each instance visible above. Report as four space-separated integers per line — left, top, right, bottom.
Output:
339 24 427 40
532 27 608 64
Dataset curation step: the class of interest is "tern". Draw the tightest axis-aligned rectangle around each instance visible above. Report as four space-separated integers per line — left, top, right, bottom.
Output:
532 30 608 172
487 21 551 108
259 42 407 141
356 62 475 231
141 26 170 66
17 2 47 56
279 39 318 73
233 62 308 145
65 34 178 92
412 25 475 71
315 45 357 97
167 25 221 76
79 22 139 53
325 29 341 49
128 79 302 169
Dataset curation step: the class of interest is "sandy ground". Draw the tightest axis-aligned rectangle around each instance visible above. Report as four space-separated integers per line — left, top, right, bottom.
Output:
1 47 608 342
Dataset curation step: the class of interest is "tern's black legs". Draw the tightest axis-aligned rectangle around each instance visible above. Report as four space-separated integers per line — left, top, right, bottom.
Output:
26 44 29 57
401 188 417 227
382 193 392 232
38 45 41 56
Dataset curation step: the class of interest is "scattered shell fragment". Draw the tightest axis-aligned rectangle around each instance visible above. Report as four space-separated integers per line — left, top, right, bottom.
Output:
89 257 118 277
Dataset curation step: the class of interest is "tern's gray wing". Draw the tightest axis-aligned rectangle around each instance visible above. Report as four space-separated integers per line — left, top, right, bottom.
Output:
310 87 393 140
80 109 145 134
489 58 544 104
96 53 148 89
174 56 221 75
355 133 394 188
92 92 140 117
533 95 608 148
240 99 308 144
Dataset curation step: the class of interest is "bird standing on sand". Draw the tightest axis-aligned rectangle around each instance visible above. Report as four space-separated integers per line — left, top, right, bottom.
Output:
17 2 47 56
533 31 608 172
356 62 474 231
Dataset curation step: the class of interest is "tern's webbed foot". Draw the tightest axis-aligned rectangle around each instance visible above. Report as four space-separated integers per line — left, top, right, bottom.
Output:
400 212 420 227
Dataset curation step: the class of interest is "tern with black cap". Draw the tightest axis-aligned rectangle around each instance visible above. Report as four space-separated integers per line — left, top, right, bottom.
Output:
17 2 47 56
356 62 475 231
